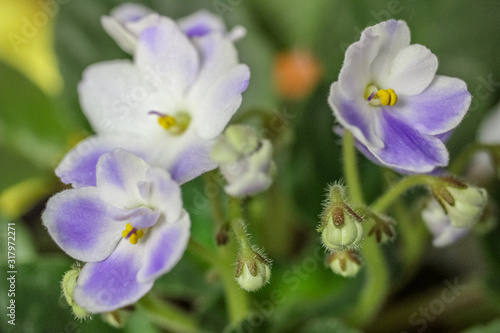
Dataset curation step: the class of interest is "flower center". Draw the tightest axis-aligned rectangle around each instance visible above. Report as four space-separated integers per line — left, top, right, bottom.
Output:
364 85 398 107
121 223 145 245
149 111 191 135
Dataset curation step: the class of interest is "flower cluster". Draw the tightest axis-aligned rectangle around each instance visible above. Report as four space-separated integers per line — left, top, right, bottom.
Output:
42 3 271 316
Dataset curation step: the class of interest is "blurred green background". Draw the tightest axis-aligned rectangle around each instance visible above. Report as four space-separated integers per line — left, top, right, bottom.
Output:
1 0 500 332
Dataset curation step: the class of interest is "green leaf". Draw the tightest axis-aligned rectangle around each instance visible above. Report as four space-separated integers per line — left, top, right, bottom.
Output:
0 62 72 169
0 258 120 333
464 319 500 333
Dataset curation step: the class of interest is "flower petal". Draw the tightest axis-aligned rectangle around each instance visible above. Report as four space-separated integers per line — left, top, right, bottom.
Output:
392 76 471 135
101 3 154 54
42 188 122 262
56 135 122 188
96 149 149 209
177 10 226 38
338 27 380 98
164 137 218 184
191 64 250 139
381 44 438 95
329 82 384 148
142 168 183 222
422 200 469 247
137 212 190 283
78 60 161 137
135 19 199 97
188 32 240 103
74 241 152 313
369 20 411 83
369 110 449 172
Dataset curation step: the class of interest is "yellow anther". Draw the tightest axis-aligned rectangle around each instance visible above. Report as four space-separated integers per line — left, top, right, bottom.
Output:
121 223 134 238
158 115 176 130
375 89 398 106
376 89 390 106
136 230 144 239
129 233 138 245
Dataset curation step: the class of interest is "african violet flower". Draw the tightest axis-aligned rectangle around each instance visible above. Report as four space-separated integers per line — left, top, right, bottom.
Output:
56 9 250 188
211 125 275 197
102 3 246 54
422 199 469 247
329 20 471 173
43 149 190 313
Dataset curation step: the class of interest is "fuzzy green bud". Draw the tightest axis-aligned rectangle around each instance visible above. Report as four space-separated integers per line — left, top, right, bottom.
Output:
432 177 488 228
328 251 362 278
235 251 271 292
61 265 90 319
318 184 364 251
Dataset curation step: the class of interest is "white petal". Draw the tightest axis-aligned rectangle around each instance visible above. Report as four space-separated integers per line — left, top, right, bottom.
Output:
137 212 190 283
135 18 199 98
78 60 161 137
369 20 411 83
381 44 438 96
96 149 149 209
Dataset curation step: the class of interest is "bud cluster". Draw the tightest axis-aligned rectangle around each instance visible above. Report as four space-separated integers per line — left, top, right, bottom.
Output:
235 249 272 292
430 177 488 228
327 250 362 278
318 184 364 251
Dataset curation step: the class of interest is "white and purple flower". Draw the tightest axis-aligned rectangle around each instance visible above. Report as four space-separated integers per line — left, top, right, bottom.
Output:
329 20 471 173
56 7 250 188
101 3 246 54
43 149 190 313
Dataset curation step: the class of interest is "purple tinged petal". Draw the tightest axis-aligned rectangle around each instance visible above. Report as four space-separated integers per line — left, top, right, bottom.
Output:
167 139 218 184
137 212 190 283
74 241 153 313
96 149 149 209
369 110 449 173
329 82 384 149
135 19 199 97
177 10 226 38
392 76 471 135
42 188 122 262
369 20 411 83
191 64 250 139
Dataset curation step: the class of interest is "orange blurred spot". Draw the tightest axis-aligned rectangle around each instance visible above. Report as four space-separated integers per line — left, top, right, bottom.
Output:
274 50 322 99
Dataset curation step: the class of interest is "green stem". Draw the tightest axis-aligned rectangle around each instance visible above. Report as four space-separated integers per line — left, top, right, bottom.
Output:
343 130 388 327
188 236 250 325
449 143 500 175
138 293 200 333
343 131 364 203
371 174 437 213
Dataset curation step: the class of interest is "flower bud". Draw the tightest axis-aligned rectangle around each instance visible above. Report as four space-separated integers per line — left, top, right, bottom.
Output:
211 125 275 197
318 185 364 251
327 251 362 278
61 265 90 319
431 177 488 228
235 251 271 292
422 199 470 247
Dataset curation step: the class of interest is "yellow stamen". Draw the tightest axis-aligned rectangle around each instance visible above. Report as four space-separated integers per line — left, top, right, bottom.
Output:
136 230 144 239
121 223 134 238
375 89 398 106
129 233 138 245
387 89 398 106
158 115 176 130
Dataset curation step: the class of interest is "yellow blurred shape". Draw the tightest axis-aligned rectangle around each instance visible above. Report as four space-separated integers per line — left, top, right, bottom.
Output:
0 0 62 94
0 177 56 218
